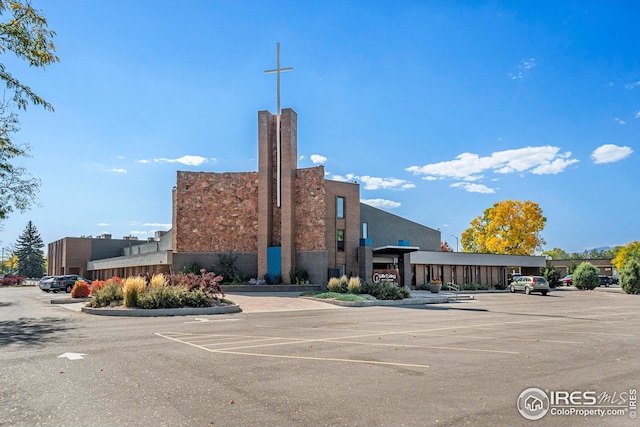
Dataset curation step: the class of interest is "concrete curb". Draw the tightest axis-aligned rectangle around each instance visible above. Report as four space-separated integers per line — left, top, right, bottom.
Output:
51 297 92 304
224 285 323 293
81 304 241 317
307 296 451 307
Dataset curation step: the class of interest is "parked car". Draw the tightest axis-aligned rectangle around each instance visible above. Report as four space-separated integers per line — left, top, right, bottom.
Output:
509 275 550 295
559 275 573 286
609 276 619 285
39 275 92 293
598 275 612 287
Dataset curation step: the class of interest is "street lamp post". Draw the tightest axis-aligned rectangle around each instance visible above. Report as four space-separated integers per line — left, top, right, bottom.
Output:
451 235 459 252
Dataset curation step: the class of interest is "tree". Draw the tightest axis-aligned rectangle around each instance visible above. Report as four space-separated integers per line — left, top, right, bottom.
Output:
611 241 640 270
440 241 453 252
0 104 40 220
541 263 561 288
0 0 58 221
461 200 546 255
619 259 640 295
542 247 570 260
573 262 599 290
14 220 45 277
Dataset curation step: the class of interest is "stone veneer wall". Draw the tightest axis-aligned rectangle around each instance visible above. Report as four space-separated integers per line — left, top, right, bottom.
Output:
174 171 259 252
294 166 327 251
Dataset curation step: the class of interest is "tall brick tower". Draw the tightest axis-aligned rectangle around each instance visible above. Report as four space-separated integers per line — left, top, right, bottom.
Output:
257 108 297 283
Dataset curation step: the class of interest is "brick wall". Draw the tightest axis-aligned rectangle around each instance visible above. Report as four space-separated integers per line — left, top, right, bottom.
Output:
174 171 259 252
294 166 327 251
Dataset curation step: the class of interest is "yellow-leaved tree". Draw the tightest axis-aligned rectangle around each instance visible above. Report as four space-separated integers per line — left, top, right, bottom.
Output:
611 241 640 270
461 200 546 255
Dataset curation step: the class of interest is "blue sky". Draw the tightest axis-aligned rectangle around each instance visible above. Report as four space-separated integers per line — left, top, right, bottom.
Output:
1 0 638 255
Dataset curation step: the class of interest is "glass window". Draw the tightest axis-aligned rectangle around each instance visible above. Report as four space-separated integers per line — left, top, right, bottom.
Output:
362 222 368 238
337 229 345 252
337 197 345 218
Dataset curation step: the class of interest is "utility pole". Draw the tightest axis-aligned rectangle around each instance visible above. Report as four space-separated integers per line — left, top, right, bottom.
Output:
451 235 459 252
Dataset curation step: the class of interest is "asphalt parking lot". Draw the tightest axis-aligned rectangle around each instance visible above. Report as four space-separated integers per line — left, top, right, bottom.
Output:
1 286 638 426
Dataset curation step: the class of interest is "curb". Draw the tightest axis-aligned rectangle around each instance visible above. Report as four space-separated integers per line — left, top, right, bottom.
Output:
81 304 241 317
308 296 451 307
51 297 92 304
224 285 323 293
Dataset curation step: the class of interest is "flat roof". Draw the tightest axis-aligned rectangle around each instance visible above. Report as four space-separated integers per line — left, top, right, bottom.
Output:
373 245 420 255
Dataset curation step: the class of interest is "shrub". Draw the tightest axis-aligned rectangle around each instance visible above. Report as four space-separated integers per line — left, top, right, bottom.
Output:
620 259 640 295
0 275 25 286
327 277 342 293
541 264 562 288
347 276 361 294
87 281 124 308
71 281 91 298
136 285 211 309
573 262 599 290
290 267 310 285
149 273 166 288
123 276 147 307
215 253 238 283
182 261 202 275
179 270 225 299
91 280 106 295
361 280 408 300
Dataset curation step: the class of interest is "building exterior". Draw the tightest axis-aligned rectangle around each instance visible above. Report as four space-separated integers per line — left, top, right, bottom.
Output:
548 258 616 277
47 108 546 287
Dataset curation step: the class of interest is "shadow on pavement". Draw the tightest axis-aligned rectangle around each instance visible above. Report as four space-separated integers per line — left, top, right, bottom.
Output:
0 317 76 347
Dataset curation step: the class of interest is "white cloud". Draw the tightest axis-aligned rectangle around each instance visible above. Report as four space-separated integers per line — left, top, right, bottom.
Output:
625 81 640 89
136 159 150 164
153 155 214 166
614 117 626 125
129 230 148 236
142 223 171 228
105 168 127 173
591 144 633 164
310 154 327 164
360 198 401 209
329 173 414 191
407 146 578 183
635 111 640 119
96 222 110 227
508 58 537 79
451 182 496 194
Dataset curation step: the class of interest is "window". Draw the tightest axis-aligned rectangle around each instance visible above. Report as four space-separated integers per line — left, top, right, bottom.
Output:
362 222 368 239
337 229 345 252
337 197 345 218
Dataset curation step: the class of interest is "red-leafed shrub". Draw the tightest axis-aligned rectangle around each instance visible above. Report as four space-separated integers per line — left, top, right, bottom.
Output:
0 276 25 286
90 280 106 295
71 281 91 298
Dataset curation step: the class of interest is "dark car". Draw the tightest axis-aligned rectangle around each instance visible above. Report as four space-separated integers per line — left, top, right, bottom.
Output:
609 276 619 285
39 275 91 293
598 275 612 287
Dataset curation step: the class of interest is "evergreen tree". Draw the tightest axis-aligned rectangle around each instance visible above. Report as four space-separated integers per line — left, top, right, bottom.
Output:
14 220 45 277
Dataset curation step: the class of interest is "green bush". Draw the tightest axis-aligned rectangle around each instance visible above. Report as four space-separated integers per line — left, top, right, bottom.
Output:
573 262 599 290
620 259 640 295
541 264 562 288
182 261 202 275
290 267 310 285
137 286 212 308
87 282 123 308
360 281 408 300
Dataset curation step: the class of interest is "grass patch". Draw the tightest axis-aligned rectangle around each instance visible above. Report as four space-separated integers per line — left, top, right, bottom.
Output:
314 292 367 301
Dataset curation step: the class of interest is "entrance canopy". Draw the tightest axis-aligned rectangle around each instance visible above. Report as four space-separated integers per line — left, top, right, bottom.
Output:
373 245 420 255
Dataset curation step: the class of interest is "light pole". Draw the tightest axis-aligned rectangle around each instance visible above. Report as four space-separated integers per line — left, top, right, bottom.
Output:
451 235 459 252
